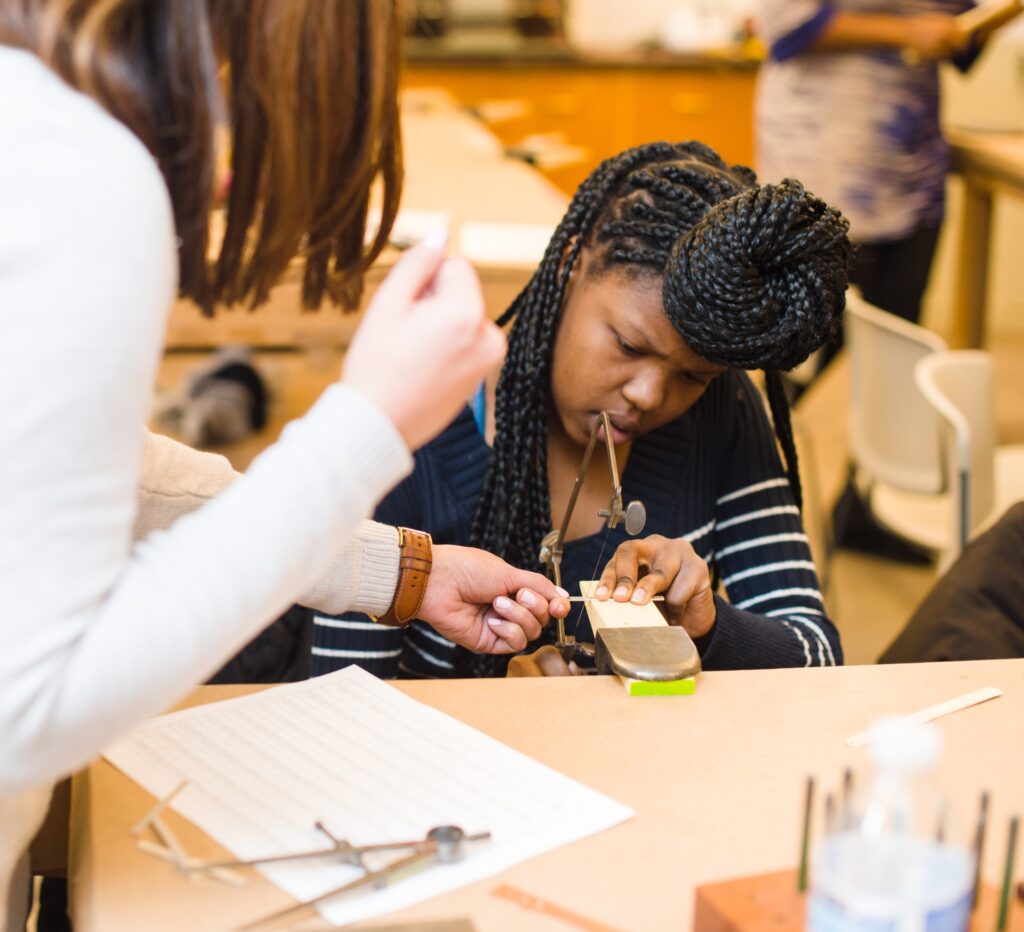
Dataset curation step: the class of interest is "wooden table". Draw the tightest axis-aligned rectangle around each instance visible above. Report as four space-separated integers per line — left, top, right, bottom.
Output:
165 89 567 350
948 129 1024 349
69 659 1024 931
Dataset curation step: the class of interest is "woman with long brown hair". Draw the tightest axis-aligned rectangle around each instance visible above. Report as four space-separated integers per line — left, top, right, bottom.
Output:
0 2 569 923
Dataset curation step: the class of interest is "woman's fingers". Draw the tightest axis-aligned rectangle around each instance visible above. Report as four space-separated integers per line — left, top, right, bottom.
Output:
485 615 528 653
342 236 507 452
369 229 447 313
491 594 542 641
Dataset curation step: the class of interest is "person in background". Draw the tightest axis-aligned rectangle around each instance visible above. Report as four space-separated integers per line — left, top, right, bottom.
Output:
756 0 1020 336
313 141 853 679
0 2 569 927
755 0 1022 560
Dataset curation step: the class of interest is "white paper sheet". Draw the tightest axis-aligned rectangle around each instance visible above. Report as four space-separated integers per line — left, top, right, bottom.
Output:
104 667 633 927
458 222 555 267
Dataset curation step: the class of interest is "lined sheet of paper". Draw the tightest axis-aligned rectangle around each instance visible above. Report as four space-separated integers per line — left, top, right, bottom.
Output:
104 667 633 927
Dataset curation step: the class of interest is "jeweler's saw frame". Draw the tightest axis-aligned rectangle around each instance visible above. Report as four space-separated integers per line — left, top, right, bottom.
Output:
538 412 700 691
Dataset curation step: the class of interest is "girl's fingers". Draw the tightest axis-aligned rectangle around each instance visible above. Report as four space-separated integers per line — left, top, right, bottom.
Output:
598 542 641 600
665 556 710 617
506 654 542 675
629 567 674 604
505 645 573 676
534 646 574 676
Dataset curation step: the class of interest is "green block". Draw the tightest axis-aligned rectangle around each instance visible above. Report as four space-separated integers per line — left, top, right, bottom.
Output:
626 677 697 697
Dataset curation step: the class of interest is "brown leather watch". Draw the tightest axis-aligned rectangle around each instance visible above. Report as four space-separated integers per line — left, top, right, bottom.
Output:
374 527 433 627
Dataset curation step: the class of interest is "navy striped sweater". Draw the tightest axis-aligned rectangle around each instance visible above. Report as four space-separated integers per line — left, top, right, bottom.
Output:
312 370 841 677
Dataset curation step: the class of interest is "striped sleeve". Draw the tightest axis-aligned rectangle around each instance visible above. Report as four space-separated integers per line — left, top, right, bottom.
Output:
696 376 841 670
310 462 426 679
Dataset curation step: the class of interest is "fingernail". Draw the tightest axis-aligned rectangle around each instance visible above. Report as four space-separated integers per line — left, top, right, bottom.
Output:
486 616 503 627
614 586 628 599
555 587 569 598
495 596 513 611
519 590 536 607
631 589 646 604
596 586 609 599
419 226 448 253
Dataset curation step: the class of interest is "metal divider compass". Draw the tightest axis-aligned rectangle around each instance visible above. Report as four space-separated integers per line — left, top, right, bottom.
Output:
132 782 491 930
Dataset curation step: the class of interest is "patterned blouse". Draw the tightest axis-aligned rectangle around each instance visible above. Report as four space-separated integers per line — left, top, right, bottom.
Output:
756 0 978 242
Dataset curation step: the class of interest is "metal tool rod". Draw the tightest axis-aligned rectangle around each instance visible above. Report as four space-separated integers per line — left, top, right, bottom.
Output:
601 412 622 490
192 828 489 874
189 844 359 872
554 416 604 554
798 777 814 894
567 595 664 602
238 846 435 931
972 791 989 910
997 816 1019 932
841 767 853 830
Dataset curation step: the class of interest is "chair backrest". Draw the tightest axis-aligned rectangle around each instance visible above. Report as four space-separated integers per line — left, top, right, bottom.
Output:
914 350 998 553
844 292 947 493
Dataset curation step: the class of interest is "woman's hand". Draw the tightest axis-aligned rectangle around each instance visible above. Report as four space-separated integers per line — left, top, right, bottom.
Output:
904 14 969 60
342 231 506 451
596 535 716 639
417 545 570 654
507 645 583 677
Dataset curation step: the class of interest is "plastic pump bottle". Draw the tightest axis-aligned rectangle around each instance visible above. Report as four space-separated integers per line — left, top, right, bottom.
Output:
808 718 974 932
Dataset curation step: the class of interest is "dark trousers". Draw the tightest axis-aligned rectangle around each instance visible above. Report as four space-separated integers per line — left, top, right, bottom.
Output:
819 223 942 370
852 223 942 324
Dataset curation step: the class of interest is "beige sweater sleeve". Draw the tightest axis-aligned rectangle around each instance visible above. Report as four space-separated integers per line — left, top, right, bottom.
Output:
136 430 401 617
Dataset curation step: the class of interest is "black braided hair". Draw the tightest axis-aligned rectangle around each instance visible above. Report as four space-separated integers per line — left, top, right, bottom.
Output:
460 142 851 677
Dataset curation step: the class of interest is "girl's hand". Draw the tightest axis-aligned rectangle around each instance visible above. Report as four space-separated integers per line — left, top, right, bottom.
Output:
596 535 716 639
506 645 582 677
342 231 506 451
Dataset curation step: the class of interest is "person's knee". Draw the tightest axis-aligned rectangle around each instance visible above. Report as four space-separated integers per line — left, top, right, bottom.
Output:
1001 500 1024 531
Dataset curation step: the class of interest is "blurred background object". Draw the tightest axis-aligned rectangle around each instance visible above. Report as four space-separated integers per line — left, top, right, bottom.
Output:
154 347 269 450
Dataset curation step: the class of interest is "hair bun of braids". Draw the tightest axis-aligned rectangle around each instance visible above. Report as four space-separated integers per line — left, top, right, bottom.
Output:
663 178 852 373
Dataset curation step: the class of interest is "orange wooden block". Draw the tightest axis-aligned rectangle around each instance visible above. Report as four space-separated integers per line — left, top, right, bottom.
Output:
694 870 1024 932
971 882 1024 932
694 870 804 932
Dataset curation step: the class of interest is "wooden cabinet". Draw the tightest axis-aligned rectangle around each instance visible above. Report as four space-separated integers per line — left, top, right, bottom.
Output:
403 61 757 192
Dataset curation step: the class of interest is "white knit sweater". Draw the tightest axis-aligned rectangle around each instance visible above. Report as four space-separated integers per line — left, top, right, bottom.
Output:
0 46 411 926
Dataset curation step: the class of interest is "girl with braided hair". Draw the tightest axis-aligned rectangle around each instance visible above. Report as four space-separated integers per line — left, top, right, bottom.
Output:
313 140 852 677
